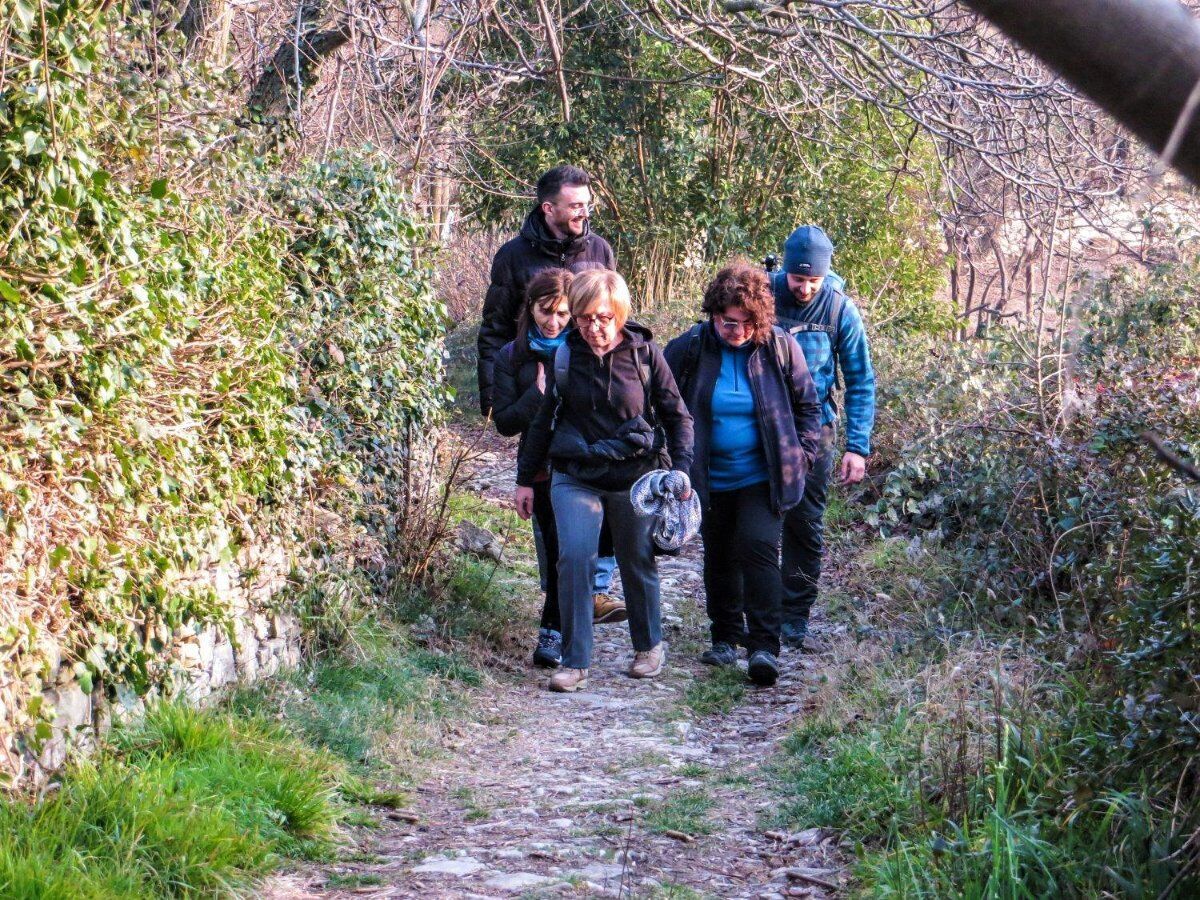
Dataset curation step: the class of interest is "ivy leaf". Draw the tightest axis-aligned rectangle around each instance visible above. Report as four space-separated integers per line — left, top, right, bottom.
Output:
14 0 34 29
0 278 21 303
22 130 46 156
150 178 168 200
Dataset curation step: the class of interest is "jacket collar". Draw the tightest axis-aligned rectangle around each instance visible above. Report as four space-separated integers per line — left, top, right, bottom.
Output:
520 207 591 258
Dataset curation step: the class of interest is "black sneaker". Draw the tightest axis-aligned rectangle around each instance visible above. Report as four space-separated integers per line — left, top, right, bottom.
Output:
533 628 562 668
747 650 780 686
780 618 809 650
699 642 738 667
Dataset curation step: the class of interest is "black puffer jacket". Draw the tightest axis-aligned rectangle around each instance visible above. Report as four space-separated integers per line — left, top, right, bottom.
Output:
491 334 551 472
664 321 822 513
476 208 616 416
517 323 694 492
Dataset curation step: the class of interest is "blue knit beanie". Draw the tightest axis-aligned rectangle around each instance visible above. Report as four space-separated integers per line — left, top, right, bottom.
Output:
782 225 834 276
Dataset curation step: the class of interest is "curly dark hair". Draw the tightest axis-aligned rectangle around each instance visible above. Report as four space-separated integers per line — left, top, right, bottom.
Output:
701 260 776 344
516 268 573 345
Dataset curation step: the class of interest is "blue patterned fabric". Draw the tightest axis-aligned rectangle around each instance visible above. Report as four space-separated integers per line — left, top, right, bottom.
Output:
630 470 702 551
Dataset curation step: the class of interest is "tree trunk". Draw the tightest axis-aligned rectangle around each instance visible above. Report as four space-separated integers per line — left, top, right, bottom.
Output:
960 0 1200 186
247 0 351 121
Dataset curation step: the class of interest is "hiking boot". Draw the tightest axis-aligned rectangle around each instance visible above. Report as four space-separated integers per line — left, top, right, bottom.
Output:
548 668 589 692
629 643 666 679
532 628 562 669
699 642 738 667
593 593 628 624
747 650 780 686
780 618 809 650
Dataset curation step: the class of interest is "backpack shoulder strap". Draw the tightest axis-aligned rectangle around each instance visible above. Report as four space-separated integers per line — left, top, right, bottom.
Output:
679 322 705 390
828 287 846 390
635 344 658 427
552 342 571 397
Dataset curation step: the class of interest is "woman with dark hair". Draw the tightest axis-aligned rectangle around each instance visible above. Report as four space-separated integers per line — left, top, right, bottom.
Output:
492 269 575 667
664 261 822 686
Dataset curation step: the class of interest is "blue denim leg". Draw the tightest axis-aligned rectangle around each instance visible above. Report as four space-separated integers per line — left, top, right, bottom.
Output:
592 555 617 593
551 473 605 669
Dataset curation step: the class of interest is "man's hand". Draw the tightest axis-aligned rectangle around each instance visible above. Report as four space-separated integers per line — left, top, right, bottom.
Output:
515 486 535 519
535 362 546 394
838 452 867 486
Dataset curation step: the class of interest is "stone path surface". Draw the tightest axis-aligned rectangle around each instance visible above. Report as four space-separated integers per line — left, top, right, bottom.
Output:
264 425 850 899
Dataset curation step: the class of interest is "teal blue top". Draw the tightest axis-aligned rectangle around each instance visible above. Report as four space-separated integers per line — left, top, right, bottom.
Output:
709 341 768 492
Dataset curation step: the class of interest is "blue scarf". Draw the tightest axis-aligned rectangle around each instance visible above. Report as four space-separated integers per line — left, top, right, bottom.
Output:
527 324 568 359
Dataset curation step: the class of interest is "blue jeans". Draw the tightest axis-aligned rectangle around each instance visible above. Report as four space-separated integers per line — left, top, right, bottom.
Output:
782 424 836 624
551 473 662 669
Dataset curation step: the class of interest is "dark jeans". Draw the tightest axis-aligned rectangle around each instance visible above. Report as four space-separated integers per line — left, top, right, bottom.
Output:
551 472 662 669
701 480 785 655
782 424 836 625
531 479 560 631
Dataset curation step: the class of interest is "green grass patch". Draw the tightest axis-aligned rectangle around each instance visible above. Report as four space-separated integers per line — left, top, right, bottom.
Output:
773 713 920 836
0 616 475 898
682 666 746 716
326 872 385 888
0 703 344 897
643 789 717 837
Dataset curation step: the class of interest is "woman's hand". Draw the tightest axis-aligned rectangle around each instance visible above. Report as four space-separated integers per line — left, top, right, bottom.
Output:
515 486 535 519
535 362 546 393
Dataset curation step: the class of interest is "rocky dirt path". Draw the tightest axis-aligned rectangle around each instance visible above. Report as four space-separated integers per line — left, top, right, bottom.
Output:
265 425 849 899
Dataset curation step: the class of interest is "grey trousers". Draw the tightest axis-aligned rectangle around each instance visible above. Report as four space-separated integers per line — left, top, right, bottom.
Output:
551 472 662 669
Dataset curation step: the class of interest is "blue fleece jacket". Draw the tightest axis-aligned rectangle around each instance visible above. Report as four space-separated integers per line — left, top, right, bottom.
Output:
771 270 876 457
709 342 769 492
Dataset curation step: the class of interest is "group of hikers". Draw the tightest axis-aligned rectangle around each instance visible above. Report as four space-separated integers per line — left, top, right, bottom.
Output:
476 165 876 692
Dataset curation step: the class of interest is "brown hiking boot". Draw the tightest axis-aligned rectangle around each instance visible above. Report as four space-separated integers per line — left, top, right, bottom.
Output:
629 643 665 679
548 668 589 693
592 593 628 624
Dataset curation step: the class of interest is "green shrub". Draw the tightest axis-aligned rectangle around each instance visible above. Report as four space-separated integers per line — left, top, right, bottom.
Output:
0 2 447 744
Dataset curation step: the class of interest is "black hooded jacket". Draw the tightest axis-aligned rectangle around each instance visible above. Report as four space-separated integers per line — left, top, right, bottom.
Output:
476 208 616 416
517 323 694 492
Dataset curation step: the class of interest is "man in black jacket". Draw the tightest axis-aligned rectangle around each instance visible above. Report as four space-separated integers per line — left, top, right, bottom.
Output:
477 165 616 418
477 165 622 624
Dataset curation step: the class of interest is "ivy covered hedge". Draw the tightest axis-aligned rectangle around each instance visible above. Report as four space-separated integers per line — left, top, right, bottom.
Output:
0 1 447 756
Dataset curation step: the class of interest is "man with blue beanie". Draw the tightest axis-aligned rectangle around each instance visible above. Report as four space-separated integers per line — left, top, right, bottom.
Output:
771 225 876 649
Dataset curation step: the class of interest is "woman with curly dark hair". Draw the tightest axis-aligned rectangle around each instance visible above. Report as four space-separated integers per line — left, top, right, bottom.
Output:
664 261 823 685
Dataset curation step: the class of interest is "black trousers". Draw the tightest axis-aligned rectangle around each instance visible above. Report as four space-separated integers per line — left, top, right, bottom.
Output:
701 480 784 655
531 479 560 631
782 424 836 624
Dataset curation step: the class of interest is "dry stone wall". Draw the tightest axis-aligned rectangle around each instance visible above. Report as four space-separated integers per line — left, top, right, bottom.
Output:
0 537 303 789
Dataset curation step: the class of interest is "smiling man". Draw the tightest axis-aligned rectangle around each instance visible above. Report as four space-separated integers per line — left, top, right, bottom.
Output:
477 165 616 419
770 225 877 650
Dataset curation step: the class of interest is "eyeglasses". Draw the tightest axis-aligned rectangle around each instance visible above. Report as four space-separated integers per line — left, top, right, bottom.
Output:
575 313 615 328
715 314 754 333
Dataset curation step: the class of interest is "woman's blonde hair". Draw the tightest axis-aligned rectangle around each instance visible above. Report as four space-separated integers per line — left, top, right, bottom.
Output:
567 269 631 329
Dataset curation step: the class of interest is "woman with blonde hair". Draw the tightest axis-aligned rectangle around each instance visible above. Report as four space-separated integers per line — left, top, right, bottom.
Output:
515 270 694 692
